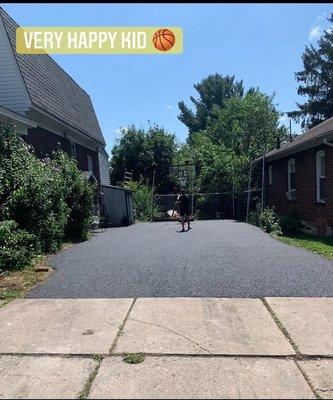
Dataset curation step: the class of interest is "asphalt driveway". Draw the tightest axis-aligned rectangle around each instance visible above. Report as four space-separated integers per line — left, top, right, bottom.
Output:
28 220 333 298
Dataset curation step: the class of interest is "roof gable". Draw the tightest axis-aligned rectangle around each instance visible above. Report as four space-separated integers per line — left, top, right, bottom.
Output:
0 7 106 145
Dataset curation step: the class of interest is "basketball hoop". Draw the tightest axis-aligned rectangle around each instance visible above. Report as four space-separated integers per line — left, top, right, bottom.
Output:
179 177 187 187
170 162 195 189
178 170 187 188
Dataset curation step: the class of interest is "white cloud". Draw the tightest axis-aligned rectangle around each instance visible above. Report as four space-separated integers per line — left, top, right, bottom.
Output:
309 25 322 41
166 105 173 110
309 11 331 42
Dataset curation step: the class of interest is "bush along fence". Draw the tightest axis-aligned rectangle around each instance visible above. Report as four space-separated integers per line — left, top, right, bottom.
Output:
0 122 95 272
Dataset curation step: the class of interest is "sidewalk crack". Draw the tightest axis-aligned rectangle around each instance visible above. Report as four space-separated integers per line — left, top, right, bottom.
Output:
316 387 333 393
128 317 213 355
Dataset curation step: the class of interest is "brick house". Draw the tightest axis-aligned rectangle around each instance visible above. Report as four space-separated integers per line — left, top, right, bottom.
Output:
258 117 333 236
0 7 111 188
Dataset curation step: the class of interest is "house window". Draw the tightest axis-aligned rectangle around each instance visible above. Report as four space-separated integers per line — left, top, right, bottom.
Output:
70 141 77 158
268 165 273 186
87 154 94 174
287 158 296 191
316 150 325 202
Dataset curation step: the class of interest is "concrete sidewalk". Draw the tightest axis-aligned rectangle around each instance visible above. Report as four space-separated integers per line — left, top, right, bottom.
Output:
0 297 332 399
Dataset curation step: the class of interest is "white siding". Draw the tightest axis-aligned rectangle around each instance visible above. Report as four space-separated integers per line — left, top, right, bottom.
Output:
0 17 30 115
98 149 111 186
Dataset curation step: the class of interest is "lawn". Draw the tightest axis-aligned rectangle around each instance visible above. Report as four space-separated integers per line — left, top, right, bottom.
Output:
278 233 333 260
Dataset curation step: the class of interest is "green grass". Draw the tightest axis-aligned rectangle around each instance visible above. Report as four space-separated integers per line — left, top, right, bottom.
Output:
122 353 145 364
277 233 333 260
0 289 23 301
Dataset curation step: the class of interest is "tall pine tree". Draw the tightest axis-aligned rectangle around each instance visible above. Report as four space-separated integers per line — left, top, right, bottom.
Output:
178 74 245 142
289 13 333 129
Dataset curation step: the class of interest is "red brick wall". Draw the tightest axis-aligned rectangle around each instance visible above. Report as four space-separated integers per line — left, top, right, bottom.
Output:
24 127 101 185
24 127 71 158
75 142 100 184
266 144 333 236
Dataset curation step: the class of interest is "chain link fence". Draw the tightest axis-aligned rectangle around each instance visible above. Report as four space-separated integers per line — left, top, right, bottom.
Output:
153 190 261 222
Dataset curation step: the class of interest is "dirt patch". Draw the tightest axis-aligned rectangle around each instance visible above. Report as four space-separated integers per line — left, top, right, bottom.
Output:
0 256 53 303
0 242 77 304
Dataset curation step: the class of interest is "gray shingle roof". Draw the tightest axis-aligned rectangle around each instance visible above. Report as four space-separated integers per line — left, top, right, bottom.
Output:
0 7 106 145
262 117 333 162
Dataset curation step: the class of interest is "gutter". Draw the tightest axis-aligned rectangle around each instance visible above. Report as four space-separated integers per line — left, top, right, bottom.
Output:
0 105 37 128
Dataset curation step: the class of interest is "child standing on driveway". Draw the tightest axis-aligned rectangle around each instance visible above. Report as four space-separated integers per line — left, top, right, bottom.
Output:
177 188 191 232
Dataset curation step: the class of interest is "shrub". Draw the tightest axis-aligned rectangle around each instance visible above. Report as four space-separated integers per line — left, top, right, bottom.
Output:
0 220 37 272
51 151 95 241
196 195 219 220
0 123 69 253
127 180 156 221
280 209 301 234
249 204 282 235
0 122 95 260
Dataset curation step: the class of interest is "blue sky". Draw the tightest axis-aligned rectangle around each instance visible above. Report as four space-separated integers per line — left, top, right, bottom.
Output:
2 3 333 154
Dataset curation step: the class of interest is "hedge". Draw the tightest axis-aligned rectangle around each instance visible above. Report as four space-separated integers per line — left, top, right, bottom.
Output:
0 122 95 271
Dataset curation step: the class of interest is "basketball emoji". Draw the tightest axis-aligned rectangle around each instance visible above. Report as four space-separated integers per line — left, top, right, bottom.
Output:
153 29 176 51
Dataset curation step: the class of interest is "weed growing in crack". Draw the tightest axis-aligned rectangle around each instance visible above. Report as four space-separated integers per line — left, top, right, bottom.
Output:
122 353 145 364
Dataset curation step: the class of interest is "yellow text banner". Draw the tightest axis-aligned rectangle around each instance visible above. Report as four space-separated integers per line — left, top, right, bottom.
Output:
16 27 183 54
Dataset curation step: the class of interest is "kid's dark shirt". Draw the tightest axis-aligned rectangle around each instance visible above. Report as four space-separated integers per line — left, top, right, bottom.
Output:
178 194 190 214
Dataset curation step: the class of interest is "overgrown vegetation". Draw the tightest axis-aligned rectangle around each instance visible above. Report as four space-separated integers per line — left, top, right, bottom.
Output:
52 151 95 241
249 205 282 235
127 180 158 221
0 122 95 271
0 220 37 271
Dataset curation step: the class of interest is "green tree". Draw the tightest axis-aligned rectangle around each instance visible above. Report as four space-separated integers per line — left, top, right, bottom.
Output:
289 13 333 129
176 90 287 193
110 124 177 193
178 74 245 141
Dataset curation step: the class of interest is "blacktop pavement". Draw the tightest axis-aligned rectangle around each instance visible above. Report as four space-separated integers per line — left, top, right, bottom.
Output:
0 297 332 399
27 221 333 299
